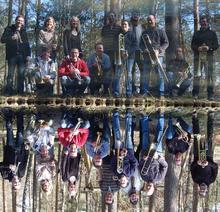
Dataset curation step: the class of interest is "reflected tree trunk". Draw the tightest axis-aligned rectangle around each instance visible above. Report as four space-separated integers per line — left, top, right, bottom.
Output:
149 192 155 212
192 183 199 212
22 153 33 212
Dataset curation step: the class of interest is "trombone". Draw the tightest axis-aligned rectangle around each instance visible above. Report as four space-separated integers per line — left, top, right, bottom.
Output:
196 134 206 162
140 126 168 176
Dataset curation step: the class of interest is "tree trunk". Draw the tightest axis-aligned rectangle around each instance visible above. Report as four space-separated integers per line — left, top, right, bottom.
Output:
148 0 158 16
165 0 180 62
8 0 13 26
110 0 121 22
193 0 199 32
20 0 28 16
164 152 179 212
35 0 41 56
104 0 110 25
22 153 32 212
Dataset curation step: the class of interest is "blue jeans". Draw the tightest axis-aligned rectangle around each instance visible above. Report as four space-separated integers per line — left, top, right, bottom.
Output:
112 65 123 97
140 113 164 154
61 76 90 95
6 112 24 148
101 116 111 143
112 111 134 149
141 57 164 96
126 58 135 97
6 55 25 94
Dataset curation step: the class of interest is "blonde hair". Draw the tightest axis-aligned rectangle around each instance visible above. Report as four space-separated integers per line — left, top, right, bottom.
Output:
70 16 81 31
44 16 56 31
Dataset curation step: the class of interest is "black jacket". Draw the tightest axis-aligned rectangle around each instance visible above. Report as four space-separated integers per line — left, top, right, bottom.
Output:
191 27 219 56
0 145 29 181
1 24 31 60
190 160 218 186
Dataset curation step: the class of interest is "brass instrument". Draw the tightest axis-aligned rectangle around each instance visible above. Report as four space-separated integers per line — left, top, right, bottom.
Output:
176 68 190 88
141 34 169 83
140 126 168 176
69 60 82 84
196 134 206 162
94 132 102 153
69 118 83 142
115 33 126 66
95 55 103 77
175 122 188 143
116 146 124 174
196 44 208 77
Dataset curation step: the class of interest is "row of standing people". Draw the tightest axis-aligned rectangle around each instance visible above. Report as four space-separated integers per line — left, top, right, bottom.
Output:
1 13 218 99
0 108 218 205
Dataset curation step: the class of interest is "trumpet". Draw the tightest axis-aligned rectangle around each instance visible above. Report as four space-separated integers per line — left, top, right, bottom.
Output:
69 61 83 84
95 55 103 77
69 118 83 141
140 126 168 176
175 122 189 143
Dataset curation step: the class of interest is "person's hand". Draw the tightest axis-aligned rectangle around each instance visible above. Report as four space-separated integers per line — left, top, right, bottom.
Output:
9 165 16 171
143 155 148 161
71 129 79 136
12 34 18 40
43 75 50 81
153 152 159 160
154 49 159 57
120 148 127 157
52 44 57 49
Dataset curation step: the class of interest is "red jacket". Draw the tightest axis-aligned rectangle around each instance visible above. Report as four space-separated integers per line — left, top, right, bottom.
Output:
59 58 90 78
57 128 89 148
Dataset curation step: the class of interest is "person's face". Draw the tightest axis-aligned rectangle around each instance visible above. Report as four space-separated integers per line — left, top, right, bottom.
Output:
40 146 49 158
130 193 139 204
105 192 113 204
120 176 128 188
147 15 156 27
71 18 79 28
176 48 183 59
108 13 116 24
69 144 78 157
93 154 102 167
200 18 208 30
16 17 24 29
71 49 79 61
46 19 54 30
146 182 155 196
122 21 129 33
96 44 104 55
132 13 140 22
175 152 182 166
68 182 77 196
41 180 50 192
42 51 51 60
12 176 21 191
199 183 208 196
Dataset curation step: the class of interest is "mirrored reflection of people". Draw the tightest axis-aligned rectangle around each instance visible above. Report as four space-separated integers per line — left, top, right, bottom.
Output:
137 111 168 196
167 47 192 97
38 16 58 62
191 111 218 197
63 16 82 58
111 110 137 188
1 15 31 95
86 113 110 168
27 47 56 95
57 110 90 154
60 147 81 198
129 10 145 95
191 15 219 100
26 115 55 163
166 116 192 166
0 109 29 191
139 14 169 98
87 42 111 96
99 155 120 207
59 48 90 96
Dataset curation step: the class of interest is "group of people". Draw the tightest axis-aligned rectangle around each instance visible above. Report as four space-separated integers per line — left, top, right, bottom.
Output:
1 12 219 99
0 108 218 206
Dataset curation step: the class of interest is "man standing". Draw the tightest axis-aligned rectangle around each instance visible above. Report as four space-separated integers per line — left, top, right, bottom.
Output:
59 48 90 96
87 42 111 96
1 15 31 95
140 15 169 98
191 15 219 100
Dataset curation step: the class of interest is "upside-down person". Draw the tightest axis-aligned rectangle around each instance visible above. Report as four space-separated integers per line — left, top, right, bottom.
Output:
165 115 192 166
57 110 90 157
137 110 168 196
85 112 110 168
191 111 218 197
111 109 137 188
59 48 90 96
